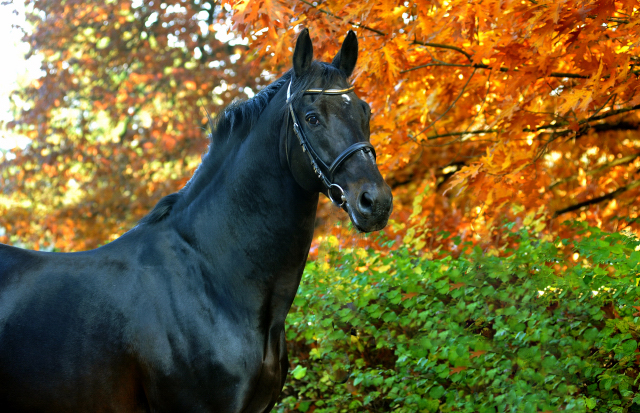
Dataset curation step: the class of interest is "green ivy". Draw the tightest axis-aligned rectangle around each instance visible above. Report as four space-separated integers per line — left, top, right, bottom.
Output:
276 223 640 413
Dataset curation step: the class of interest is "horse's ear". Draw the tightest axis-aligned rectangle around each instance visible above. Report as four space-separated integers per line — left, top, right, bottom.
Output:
293 28 313 77
332 30 358 77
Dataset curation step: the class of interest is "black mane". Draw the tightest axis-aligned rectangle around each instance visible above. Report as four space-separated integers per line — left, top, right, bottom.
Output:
139 62 348 225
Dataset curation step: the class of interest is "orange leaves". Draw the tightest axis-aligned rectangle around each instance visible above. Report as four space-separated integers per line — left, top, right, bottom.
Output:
449 282 465 291
3 0 640 253
226 0 290 35
41 163 58 178
377 37 406 86
483 140 537 177
228 0 257 31
445 162 482 197
0 0 262 252
162 136 177 151
449 366 467 375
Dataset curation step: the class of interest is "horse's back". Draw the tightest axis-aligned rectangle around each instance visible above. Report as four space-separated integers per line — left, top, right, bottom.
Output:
0 243 150 412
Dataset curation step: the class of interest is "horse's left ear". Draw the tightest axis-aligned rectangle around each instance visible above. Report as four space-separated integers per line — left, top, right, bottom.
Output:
332 30 358 77
293 28 314 77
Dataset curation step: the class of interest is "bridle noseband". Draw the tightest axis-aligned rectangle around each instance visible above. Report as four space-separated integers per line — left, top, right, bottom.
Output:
287 81 376 207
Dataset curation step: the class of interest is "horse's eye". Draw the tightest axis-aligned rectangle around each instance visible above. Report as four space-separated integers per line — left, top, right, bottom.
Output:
306 115 320 126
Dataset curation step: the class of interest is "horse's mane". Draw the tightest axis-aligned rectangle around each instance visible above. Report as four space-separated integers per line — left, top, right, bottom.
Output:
139 62 347 225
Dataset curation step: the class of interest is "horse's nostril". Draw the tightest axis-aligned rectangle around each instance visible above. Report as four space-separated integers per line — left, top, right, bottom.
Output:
358 191 374 213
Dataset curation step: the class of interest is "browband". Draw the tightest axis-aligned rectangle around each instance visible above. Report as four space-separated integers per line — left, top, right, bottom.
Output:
303 86 355 95
286 83 355 101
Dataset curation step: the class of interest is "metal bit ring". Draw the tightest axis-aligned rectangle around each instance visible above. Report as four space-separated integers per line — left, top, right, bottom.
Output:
328 183 347 207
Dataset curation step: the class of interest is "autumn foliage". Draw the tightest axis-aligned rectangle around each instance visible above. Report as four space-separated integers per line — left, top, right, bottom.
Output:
1 0 258 249
1 0 640 253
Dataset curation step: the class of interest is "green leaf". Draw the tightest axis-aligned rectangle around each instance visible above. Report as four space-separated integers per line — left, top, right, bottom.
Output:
291 365 307 380
622 339 637 353
96 37 111 49
298 401 311 412
428 385 445 399
382 311 397 323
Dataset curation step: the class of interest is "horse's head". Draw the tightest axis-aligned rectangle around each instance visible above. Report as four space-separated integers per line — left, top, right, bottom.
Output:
284 29 393 233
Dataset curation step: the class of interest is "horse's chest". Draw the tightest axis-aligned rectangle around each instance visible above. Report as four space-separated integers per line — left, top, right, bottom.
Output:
242 327 288 411
142 322 287 413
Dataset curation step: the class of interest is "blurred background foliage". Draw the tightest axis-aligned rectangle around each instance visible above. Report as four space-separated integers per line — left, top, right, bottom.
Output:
1 0 640 253
0 1 639 410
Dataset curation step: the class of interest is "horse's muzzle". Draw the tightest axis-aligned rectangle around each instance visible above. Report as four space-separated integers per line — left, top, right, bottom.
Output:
345 181 393 233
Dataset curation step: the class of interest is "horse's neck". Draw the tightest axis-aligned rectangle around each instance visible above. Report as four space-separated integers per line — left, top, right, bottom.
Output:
172 112 318 324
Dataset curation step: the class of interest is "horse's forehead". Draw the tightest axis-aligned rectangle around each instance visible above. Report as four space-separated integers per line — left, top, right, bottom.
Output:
314 93 361 114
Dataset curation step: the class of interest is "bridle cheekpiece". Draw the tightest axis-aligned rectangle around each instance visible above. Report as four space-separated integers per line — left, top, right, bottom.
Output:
286 81 376 207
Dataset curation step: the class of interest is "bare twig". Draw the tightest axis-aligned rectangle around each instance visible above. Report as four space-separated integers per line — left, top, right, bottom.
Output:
401 62 503 74
549 152 640 190
524 103 640 133
411 40 473 62
548 72 590 79
409 102 640 150
401 62 590 79
298 0 385 36
425 129 501 140
414 68 477 138
587 15 630 24
580 103 640 124
589 94 616 122
553 179 640 217
298 0 475 61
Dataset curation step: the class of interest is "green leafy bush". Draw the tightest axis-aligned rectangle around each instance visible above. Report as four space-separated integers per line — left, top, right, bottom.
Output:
277 223 640 413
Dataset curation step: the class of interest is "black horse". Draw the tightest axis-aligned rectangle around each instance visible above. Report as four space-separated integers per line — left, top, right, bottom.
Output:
0 29 392 412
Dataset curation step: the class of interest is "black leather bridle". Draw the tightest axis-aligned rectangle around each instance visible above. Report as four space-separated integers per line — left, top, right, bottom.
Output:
286 81 376 207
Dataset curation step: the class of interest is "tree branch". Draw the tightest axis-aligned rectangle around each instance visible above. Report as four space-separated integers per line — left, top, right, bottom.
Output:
401 62 590 78
525 103 640 134
549 151 640 190
579 103 640 124
298 1 474 61
412 107 640 146
297 0 385 36
415 68 477 137
553 179 640 218
298 0 619 79
425 129 502 140
411 40 473 62
589 120 640 133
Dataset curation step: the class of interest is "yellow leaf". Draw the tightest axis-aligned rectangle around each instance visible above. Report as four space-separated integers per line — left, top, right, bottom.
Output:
403 228 415 244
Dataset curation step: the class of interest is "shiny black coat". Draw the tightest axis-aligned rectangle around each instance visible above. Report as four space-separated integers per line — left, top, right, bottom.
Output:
0 29 392 412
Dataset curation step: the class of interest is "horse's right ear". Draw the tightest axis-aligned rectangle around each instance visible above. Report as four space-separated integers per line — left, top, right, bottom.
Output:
293 28 313 77
332 30 358 77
